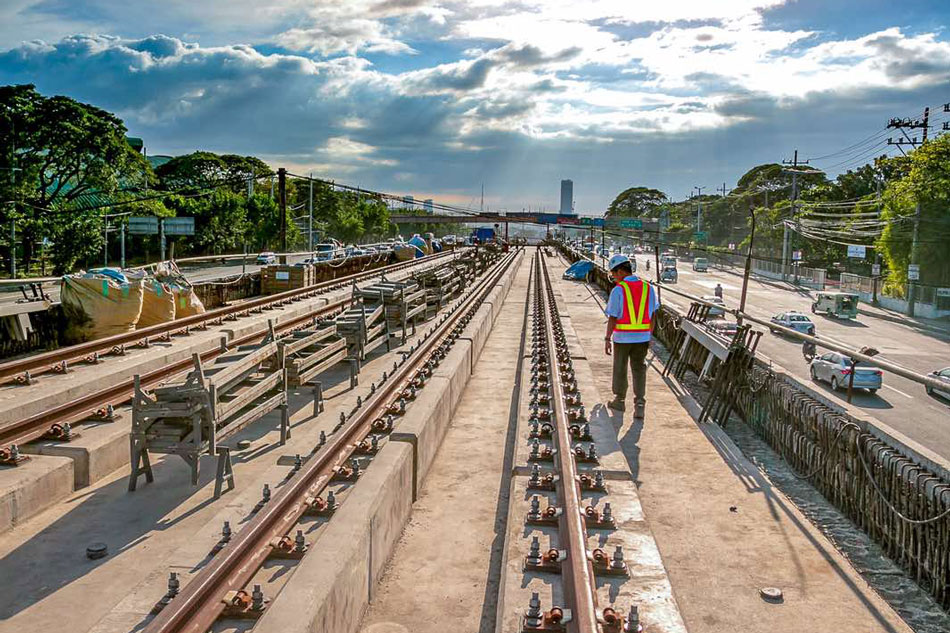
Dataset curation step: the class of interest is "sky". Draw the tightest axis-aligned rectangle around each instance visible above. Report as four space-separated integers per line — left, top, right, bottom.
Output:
1 0 949 213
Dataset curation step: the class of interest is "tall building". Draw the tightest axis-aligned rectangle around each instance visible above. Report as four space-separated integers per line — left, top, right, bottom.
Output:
402 195 415 210
423 199 434 214
559 180 573 215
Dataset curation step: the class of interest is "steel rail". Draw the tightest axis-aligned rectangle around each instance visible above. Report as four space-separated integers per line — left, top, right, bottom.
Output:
0 252 454 385
0 296 352 451
537 251 600 633
143 248 520 633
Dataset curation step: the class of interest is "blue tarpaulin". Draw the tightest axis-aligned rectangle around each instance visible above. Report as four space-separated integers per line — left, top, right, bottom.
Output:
563 260 594 280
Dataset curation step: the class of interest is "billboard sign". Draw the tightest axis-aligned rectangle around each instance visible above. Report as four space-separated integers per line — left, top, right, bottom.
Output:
163 217 196 236
128 216 159 235
847 244 866 259
908 264 920 281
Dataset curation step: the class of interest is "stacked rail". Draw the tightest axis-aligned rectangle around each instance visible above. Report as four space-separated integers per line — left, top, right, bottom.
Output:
0 252 454 465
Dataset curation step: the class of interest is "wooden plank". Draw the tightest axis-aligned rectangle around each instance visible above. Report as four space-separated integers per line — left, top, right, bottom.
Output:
293 338 347 374
206 342 277 393
281 325 337 356
216 392 286 442
215 372 283 420
295 348 348 385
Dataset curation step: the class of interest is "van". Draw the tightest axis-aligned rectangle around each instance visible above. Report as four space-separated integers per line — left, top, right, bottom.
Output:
693 257 708 272
811 291 859 319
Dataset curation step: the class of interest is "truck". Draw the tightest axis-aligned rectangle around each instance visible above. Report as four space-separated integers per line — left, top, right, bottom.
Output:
473 227 495 243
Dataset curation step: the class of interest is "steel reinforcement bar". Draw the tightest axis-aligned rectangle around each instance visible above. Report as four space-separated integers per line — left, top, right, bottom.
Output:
0 251 454 386
142 248 520 633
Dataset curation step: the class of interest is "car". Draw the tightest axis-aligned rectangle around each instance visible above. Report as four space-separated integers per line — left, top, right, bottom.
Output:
708 318 739 338
810 353 882 394
256 251 276 265
769 311 815 335
693 257 709 272
702 296 725 318
926 367 950 401
660 266 678 283
313 243 341 261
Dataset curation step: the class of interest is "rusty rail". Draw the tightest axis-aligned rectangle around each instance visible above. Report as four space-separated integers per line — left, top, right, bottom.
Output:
0 254 455 457
0 252 454 385
142 248 519 633
536 251 600 632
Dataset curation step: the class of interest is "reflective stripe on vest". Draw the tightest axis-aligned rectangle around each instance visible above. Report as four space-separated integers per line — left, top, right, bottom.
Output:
614 280 651 332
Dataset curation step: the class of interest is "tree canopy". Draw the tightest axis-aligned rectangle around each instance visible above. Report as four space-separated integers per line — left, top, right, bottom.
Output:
606 187 667 218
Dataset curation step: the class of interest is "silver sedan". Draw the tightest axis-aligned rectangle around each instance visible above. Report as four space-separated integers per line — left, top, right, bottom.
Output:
810 352 882 394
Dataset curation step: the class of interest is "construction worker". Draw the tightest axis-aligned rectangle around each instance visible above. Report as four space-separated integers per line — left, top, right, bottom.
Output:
604 254 660 418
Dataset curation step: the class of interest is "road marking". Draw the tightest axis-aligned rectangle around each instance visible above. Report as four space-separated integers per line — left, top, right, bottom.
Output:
883 384 913 399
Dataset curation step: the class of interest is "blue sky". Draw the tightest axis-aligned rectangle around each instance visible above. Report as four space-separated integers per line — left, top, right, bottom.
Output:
1 1 949 213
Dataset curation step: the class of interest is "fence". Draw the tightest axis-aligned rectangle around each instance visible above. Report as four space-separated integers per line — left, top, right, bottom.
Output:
840 272 950 318
555 240 950 608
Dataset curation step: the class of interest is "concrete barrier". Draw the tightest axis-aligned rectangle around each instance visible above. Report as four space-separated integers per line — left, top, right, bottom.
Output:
255 250 523 633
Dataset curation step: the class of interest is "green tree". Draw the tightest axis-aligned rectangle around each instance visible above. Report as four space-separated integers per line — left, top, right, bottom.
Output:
877 134 950 290
156 151 273 193
0 84 152 271
606 187 667 217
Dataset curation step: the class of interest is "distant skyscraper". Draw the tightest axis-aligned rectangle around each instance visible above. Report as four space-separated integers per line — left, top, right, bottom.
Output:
423 198 434 214
403 195 415 210
560 180 573 215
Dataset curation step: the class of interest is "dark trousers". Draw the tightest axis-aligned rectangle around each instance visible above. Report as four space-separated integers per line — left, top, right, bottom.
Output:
612 341 649 402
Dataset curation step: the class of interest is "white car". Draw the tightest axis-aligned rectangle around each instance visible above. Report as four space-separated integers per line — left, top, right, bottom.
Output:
256 252 276 265
926 367 950 401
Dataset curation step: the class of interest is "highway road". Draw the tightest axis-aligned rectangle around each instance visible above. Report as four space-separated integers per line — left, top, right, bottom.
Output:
623 253 950 461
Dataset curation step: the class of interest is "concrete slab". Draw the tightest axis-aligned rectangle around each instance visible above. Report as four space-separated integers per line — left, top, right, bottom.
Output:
0 454 74 531
360 252 531 633
21 417 130 488
254 441 415 633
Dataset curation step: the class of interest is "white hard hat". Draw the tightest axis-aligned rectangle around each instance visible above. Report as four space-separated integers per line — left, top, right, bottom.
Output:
608 254 630 271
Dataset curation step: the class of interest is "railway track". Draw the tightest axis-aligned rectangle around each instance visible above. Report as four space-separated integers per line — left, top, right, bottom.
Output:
139 248 520 633
521 250 635 633
0 252 455 459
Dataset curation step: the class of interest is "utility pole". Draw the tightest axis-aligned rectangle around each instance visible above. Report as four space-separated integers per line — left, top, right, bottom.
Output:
908 199 921 317
718 183 729 197
738 206 756 327
278 167 287 254
872 178 881 305
780 149 808 281
480 183 484 215
103 213 109 266
308 172 314 253
886 108 929 153
693 186 705 235
120 222 126 269
159 217 166 262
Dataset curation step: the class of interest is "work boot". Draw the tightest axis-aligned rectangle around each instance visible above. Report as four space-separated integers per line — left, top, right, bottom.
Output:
607 397 625 412
634 399 645 419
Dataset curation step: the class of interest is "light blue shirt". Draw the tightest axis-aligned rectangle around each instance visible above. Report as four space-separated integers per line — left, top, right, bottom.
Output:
606 275 660 343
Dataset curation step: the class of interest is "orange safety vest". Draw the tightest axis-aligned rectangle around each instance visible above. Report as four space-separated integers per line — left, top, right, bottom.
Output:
614 279 652 332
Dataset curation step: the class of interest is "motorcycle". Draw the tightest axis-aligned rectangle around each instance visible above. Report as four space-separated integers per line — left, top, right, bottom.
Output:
802 340 817 363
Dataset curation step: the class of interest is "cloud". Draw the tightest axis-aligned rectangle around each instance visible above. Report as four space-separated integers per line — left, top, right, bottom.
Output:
1 3 950 212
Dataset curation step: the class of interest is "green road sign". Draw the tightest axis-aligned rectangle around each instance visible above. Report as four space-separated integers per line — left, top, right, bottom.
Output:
620 219 642 229
693 231 707 241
